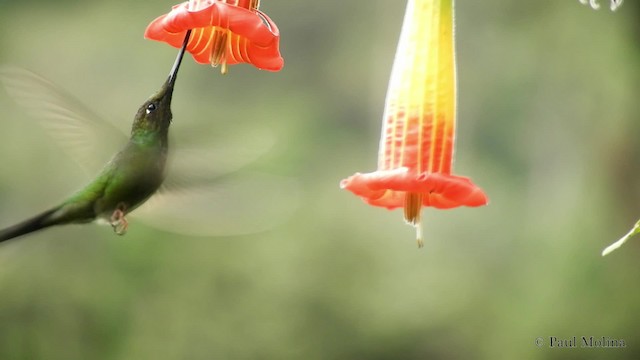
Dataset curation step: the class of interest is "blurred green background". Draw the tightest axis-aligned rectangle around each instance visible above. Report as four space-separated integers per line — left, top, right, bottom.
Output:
0 0 639 359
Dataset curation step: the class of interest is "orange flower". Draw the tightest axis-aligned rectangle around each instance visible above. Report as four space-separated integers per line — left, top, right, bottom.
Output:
340 0 488 247
145 0 283 74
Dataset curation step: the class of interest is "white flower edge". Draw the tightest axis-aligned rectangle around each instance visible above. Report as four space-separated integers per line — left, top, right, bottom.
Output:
579 0 624 11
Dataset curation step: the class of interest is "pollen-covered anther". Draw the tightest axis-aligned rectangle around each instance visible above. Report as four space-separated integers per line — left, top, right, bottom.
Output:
210 29 230 74
249 0 260 11
404 192 424 248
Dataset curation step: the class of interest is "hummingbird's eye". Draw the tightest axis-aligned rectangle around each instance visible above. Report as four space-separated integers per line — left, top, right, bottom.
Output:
146 103 157 114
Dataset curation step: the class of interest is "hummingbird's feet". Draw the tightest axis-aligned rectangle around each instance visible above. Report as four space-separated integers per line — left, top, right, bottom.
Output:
110 203 128 235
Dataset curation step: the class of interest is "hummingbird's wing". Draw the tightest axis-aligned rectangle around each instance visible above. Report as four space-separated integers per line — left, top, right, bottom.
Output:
162 125 276 190
133 172 300 236
0 66 127 175
133 125 301 236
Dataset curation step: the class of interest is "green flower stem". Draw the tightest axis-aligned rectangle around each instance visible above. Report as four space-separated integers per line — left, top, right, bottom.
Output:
602 220 640 256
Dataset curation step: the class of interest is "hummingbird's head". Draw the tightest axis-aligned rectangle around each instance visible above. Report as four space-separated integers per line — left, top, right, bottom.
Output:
132 76 175 134
131 30 190 137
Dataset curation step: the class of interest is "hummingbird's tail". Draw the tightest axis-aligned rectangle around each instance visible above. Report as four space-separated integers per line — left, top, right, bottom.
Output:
0 207 61 243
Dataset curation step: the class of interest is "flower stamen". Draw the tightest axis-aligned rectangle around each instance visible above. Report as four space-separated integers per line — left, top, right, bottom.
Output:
249 0 260 11
404 192 424 248
210 28 230 74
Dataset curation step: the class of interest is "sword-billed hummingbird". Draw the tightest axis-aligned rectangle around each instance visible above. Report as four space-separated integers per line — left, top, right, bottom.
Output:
0 31 193 243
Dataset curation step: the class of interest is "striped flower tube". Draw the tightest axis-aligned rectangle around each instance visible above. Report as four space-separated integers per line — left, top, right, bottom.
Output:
341 0 487 247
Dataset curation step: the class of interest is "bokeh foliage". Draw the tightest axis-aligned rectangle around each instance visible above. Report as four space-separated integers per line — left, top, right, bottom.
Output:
0 0 639 359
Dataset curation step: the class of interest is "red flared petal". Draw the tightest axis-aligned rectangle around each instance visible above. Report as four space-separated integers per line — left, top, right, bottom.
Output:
340 168 488 210
144 1 283 71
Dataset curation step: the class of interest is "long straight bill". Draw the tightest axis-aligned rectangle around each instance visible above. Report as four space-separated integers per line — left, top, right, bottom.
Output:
168 29 193 86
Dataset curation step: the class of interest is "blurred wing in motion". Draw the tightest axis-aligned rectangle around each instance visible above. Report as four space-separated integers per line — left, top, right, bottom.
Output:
139 126 298 236
0 66 127 175
134 172 300 236
164 125 276 190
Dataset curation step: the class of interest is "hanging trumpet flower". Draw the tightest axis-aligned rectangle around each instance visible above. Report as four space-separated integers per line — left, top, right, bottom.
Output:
145 0 283 74
340 0 488 247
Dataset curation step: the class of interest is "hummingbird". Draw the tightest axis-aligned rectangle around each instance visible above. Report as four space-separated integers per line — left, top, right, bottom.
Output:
0 31 193 243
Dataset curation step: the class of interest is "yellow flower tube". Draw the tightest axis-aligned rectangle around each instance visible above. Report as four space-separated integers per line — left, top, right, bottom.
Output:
341 0 487 247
